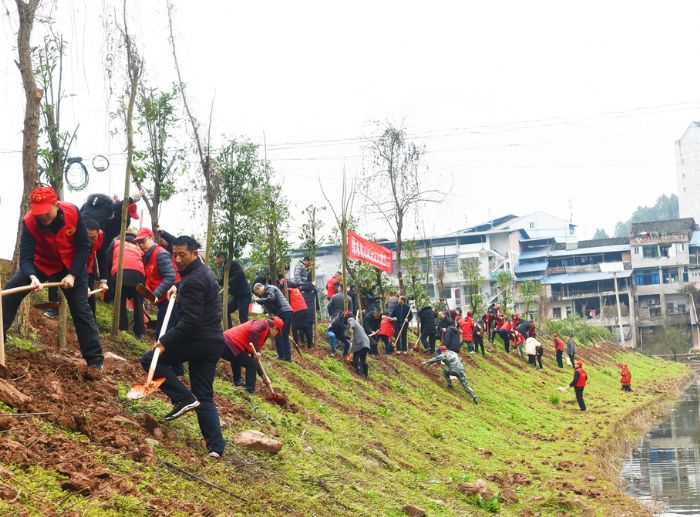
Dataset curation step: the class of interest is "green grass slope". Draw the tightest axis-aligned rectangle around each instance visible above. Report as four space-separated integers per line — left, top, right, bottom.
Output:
0 305 691 516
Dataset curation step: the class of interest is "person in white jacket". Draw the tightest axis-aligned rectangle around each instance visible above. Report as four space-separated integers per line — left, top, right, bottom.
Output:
525 337 539 368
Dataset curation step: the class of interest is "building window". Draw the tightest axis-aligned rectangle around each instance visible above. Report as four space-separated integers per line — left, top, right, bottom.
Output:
642 245 659 258
680 244 685 252
529 222 535 229
635 269 660 285
660 244 671 257
662 268 679 283
633 247 639 255
552 307 561 319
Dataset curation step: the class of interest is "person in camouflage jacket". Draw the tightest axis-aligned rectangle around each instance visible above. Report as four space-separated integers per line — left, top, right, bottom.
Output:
424 346 478 404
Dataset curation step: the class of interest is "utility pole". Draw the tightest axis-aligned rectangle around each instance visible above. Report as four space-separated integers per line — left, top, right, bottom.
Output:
613 272 625 345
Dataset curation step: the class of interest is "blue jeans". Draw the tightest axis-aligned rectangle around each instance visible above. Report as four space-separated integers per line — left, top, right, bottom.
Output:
327 330 350 355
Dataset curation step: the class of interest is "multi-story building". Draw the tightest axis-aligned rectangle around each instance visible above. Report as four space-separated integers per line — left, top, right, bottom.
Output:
630 218 696 345
676 122 700 223
290 211 575 309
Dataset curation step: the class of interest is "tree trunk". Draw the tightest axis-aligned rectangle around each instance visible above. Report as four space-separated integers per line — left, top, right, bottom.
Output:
204 188 214 263
222 255 230 330
12 0 42 340
396 220 404 296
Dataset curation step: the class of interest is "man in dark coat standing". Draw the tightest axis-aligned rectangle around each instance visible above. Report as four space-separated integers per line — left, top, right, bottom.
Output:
225 259 252 328
391 296 413 354
140 236 225 458
417 305 438 354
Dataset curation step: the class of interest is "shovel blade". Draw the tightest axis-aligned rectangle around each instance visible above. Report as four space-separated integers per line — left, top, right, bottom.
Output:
126 377 166 400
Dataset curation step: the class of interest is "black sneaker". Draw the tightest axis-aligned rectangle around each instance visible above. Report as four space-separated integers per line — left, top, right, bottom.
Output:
85 363 104 380
164 395 200 421
473 397 479 405
44 308 59 319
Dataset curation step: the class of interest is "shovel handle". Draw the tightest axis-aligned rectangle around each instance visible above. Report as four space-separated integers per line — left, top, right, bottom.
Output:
250 342 274 394
158 295 176 340
146 347 160 385
1 281 63 297
88 287 106 297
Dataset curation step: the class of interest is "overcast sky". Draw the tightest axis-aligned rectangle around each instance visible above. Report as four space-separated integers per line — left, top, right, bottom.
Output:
1 0 698 259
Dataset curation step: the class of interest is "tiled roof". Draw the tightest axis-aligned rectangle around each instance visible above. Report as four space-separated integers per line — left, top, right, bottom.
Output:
630 218 695 236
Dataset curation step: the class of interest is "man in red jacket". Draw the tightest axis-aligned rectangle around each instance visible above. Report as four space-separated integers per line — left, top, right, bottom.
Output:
221 317 282 394
105 232 145 339
135 228 179 335
2 187 103 378
553 333 565 368
565 360 587 411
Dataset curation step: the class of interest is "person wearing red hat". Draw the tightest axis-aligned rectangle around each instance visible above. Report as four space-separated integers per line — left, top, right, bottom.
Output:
104 230 146 339
617 363 632 392
221 318 281 394
553 333 564 368
564 360 588 411
80 190 143 247
135 227 179 335
2 186 103 378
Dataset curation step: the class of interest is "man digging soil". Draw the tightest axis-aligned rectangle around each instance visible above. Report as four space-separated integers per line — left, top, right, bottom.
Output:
139 236 226 458
2 187 104 379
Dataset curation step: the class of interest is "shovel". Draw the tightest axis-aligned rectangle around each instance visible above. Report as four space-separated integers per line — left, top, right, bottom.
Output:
127 295 176 400
1 281 63 298
135 283 156 303
88 287 106 298
250 342 275 394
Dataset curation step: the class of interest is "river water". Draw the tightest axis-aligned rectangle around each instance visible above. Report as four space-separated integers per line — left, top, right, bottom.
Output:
622 380 700 516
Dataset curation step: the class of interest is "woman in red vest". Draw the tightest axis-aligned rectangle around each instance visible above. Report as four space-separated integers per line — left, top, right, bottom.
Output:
105 231 146 338
2 187 104 377
288 286 312 348
221 317 283 394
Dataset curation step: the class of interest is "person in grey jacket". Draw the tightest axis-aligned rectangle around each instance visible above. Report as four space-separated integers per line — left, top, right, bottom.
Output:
293 257 311 284
347 317 370 378
253 283 294 362
424 345 478 403
327 285 353 320
566 336 576 369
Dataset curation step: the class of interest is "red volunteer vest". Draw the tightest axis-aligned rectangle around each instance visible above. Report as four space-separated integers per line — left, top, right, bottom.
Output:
326 278 337 299
575 367 587 387
224 320 270 354
288 287 307 312
620 369 631 385
23 201 79 276
87 230 104 274
144 244 180 304
378 316 394 337
111 239 145 276
554 338 564 350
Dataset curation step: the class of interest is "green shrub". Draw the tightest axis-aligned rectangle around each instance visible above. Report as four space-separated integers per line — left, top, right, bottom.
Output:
546 316 613 345
549 393 561 405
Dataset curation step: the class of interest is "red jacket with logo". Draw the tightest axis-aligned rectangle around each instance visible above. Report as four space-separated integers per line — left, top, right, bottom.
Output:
111 239 145 276
23 201 79 276
459 316 475 341
224 319 270 355
378 315 394 337
572 367 587 388
144 244 180 304
288 287 308 312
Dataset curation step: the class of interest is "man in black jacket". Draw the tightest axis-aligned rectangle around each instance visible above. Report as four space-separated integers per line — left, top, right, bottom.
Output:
391 296 413 354
140 236 225 458
418 305 438 354
363 307 382 355
225 259 252 328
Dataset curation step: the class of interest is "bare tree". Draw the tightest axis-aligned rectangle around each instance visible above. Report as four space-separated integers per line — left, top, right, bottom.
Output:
320 168 357 312
111 0 143 337
10 0 42 342
12 0 42 271
167 2 217 261
362 122 443 295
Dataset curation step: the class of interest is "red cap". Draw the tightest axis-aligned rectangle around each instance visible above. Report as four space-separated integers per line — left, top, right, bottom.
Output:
439 345 447 352
127 202 139 220
553 333 558 337
29 186 58 215
575 360 583 367
271 316 284 331
134 227 154 242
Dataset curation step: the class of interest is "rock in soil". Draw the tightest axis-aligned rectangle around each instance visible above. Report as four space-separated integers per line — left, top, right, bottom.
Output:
0 378 31 408
402 503 426 516
233 430 283 454
0 484 18 501
60 472 94 494
458 478 493 500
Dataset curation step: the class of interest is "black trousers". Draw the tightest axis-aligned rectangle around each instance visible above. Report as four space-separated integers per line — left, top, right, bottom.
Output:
420 331 436 353
274 311 293 361
394 326 409 352
474 335 485 355
140 341 225 454
574 386 586 411
378 335 391 354
226 297 250 328
498 330 510 353
2 268 103 366
536 353 543 369
118 284 144 338
556 349 564 368
292 310 313 347
368 336 379 355
353 348 369 377
527 354 536 367
568 353 576 369
221 346 258 393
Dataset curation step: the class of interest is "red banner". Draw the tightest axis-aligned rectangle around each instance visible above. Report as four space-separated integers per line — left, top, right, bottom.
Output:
347 230 393 273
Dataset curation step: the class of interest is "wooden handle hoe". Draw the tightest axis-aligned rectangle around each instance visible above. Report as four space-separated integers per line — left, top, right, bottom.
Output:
127 295 176 400
0 281 63 298
250 342 275 395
